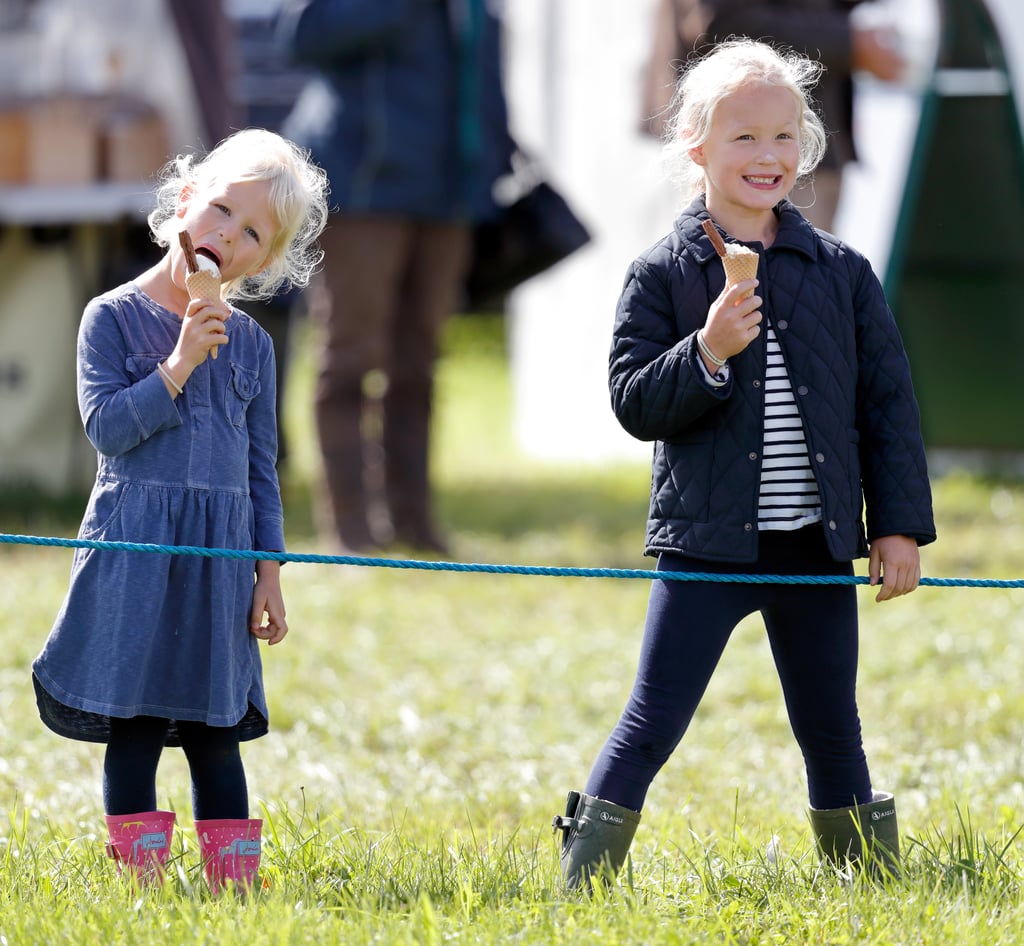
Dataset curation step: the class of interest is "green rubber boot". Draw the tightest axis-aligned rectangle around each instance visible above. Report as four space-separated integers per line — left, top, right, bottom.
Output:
552 790 641 891
809 790 900 878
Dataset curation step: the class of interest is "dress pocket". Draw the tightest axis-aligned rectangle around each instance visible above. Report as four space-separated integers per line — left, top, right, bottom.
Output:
227 363 261 428
125 354 161 383
78 479 128 540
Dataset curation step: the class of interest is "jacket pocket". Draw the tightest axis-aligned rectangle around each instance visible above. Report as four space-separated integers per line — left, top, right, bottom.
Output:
226 363 260 428
654 438 713 524
846 427 862 487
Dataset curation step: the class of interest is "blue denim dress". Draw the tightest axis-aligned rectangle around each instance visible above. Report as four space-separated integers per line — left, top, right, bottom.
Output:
32 284 284 745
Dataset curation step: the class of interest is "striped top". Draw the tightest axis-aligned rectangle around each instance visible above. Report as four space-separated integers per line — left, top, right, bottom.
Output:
758 321 822 530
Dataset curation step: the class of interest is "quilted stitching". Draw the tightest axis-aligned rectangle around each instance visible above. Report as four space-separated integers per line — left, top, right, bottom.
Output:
609 197 936 563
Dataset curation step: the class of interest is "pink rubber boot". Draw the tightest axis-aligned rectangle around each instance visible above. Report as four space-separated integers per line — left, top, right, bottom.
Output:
105 810 176 884
194 818 262 894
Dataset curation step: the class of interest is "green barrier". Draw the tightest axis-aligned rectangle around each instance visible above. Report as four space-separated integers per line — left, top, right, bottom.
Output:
885 0 1024 451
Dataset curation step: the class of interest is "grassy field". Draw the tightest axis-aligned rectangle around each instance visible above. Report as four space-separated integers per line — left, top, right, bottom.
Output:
2 315 1024 943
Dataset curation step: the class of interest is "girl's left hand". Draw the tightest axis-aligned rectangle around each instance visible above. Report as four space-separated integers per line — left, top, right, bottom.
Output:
868 534 921 602
251 609 288 645
251 562 288 644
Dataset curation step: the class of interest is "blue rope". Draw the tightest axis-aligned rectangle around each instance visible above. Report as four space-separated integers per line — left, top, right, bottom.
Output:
1 532 1021 588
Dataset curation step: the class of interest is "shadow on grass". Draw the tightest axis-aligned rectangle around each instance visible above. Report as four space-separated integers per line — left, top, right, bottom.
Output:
279 467 650 561
1 466 651 565
440 479 647 544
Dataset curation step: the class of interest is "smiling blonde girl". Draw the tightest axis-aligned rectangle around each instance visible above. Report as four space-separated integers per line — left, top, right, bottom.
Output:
553 39 934 889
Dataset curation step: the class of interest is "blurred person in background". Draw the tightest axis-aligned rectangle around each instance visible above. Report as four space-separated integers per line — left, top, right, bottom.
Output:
640 0 907 231
227 0 315 468
169 0 240 150
279 0 515 555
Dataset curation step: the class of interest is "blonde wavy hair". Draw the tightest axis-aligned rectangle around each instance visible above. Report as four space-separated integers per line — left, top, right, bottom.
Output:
662 38 828 200
148 128 330 303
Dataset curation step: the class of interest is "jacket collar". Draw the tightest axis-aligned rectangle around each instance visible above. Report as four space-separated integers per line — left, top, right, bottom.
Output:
675 194 820 263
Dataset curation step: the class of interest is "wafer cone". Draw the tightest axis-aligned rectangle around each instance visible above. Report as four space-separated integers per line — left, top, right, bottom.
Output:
185 268 220 301
721 247 759 299
185 269 223 359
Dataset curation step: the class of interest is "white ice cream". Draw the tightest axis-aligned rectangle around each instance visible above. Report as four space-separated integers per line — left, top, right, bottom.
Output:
195 253 221 277
724 243 757 259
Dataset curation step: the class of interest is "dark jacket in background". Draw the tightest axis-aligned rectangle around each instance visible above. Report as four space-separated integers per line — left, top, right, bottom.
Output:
641 0 867 169
609 196 936 563
169 0 241 147
279 0 515 219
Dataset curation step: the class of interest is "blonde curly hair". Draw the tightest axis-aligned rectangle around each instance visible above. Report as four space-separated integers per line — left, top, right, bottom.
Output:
148 128 330 303
661 38 828 200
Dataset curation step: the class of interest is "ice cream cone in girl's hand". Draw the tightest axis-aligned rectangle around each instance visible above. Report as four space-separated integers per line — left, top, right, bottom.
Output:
721 244 759 298
178 231 223 359
702 219 759 298
185 256 222 307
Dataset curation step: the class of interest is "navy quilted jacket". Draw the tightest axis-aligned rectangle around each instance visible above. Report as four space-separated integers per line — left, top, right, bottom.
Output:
609 197 936 563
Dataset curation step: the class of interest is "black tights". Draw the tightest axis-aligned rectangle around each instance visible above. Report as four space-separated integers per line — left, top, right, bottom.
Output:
585 528 872 812
103 716 248 820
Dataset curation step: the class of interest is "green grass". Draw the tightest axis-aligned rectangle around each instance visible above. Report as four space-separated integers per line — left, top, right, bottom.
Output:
2 314 1024 942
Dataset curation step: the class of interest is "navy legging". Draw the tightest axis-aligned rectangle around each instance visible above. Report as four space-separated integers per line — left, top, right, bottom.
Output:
104 715 248 820
585 527 873 812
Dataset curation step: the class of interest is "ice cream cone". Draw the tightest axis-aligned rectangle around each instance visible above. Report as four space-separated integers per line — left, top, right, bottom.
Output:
185 265 223 359
721 246 759 299
185 268 220 301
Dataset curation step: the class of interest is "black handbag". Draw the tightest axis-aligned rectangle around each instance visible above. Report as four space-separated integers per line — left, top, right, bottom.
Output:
465 154 591 311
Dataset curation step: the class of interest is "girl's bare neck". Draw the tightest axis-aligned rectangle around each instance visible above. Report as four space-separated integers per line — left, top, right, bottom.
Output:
705 202 778 247
136 258 188 317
